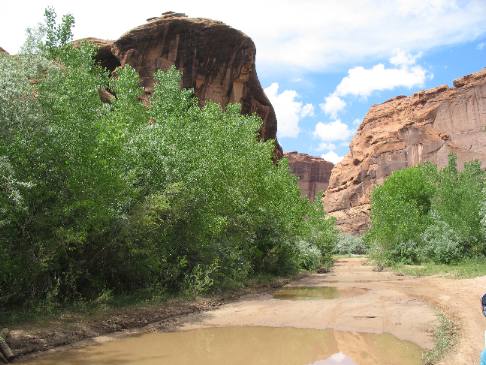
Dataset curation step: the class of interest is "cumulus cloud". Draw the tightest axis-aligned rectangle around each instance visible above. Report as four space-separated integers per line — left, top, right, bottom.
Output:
314 119 354 142
264 82 314 138
334 63 427 98
320 94 346 119
301 103 315 118
316 142 337 152
321 50 428 117
313 119 355 164
321 151 344 164
389 49 422 66
2 1 486 71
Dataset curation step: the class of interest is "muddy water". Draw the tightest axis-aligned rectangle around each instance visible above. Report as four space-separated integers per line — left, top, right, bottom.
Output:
273 286 368 300
23 326 423 365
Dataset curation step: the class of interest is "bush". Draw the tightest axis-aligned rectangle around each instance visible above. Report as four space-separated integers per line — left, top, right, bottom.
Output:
295 240 322 270
366 164 435 264
367 155 486 265
334 234 367 255
420 214 463 264
0 9 337 310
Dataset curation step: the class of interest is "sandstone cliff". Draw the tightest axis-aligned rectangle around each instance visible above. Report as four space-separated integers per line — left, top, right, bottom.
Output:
81 12 280 153
324 67 486 234
285 152 333 200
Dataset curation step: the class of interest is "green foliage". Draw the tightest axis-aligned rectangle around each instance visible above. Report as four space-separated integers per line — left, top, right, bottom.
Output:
334 234 367 255
0 9 337 311
420 214 463 264
367 155 486 265
394 257 486 279
423 313 457 364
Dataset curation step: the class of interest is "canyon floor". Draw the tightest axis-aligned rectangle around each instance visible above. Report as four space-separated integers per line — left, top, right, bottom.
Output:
177 257 486 364
15 258 486 364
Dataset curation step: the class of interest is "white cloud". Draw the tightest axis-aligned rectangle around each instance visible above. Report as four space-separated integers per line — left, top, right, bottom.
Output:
389 49 422 67
316 142 337 152
264 82 314 138
301 103 315 118
1 1 486 72
321 151 344 164
477 42 486 50
321 50 428 117
335 52 428 98
314 119 353 142
320 94 346 119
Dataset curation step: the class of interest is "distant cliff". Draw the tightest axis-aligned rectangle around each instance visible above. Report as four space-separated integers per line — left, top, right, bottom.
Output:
285 152 334 200
80 11 281 155
324 67 486 234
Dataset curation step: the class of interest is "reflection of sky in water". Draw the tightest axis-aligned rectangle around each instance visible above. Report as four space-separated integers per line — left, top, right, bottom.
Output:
309 352 359 365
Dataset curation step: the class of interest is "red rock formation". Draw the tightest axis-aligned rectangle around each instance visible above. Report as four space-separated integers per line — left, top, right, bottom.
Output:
80 12 281 154
285 152 334 200
324 67 486 234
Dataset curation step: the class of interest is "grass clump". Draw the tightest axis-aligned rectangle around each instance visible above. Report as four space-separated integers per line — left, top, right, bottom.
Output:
394 258 486 279
423 312 457 364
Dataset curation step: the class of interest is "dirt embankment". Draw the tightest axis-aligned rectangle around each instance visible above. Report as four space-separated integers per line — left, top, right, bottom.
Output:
3 277 294 361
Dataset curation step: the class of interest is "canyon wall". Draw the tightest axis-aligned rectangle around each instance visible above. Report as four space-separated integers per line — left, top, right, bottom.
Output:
285 152 333 200
82 12 280 154
324 68 486 234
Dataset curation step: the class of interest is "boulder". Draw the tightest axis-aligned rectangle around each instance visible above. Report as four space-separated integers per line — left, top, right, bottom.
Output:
79 13 281 154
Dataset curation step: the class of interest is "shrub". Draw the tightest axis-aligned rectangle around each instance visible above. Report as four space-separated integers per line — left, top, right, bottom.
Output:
367 154 486 265
420 214 463 264
366 164 435 264
334 234 367 255
295 240 322 270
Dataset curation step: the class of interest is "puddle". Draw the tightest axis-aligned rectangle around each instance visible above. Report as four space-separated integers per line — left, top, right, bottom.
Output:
22 326 423 365
273 286 367 300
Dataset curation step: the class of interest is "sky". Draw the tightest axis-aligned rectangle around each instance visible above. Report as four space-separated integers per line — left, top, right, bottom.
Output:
2 0 486 164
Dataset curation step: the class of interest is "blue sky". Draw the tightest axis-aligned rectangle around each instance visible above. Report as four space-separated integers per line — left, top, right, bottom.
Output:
262 38 486 162
2 0 486 163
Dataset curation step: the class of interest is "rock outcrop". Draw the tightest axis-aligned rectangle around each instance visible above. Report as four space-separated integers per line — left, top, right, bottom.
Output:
80 12 280 153
324 67 486 234
0 47 8 55
285 152 334 200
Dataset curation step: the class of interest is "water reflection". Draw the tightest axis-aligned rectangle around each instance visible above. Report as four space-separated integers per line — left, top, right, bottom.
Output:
310 352 358 364
273 286 367 300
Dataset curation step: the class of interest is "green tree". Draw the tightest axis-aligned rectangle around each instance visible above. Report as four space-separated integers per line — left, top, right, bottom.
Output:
0 8 337 311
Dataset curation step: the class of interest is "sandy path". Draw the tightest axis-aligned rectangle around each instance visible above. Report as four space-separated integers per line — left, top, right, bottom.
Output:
400 272 486 364
13 258 486 364
179 258 486 364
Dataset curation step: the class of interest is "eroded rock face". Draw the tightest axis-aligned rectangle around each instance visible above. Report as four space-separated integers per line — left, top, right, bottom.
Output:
80 12 280 154
285 152 334 200
324 68 486 234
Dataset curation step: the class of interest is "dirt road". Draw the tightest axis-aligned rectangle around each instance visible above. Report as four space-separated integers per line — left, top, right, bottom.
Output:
179 258 486 364
13 258 486 364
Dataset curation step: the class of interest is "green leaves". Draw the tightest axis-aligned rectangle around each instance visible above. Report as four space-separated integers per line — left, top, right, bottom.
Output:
42 7 75 59
368 155 486 265
0 9 337 309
